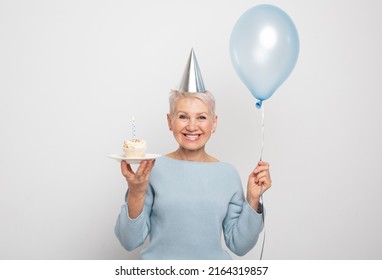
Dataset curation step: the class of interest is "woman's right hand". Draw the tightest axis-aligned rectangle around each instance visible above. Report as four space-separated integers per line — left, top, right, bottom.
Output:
121 160 155 219
121 160 155 194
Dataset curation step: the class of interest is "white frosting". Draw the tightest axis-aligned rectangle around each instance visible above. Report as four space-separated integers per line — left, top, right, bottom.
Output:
123 139 147 157
123 139 146 149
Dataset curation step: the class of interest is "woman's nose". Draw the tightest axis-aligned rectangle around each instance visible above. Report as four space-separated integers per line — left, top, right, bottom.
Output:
186 118 197 130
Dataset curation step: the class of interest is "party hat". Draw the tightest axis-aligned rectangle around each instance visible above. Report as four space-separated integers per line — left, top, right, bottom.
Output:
178 48 206 93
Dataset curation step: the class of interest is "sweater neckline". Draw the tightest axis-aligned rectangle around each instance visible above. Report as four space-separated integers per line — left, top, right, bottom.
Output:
162 155 223 165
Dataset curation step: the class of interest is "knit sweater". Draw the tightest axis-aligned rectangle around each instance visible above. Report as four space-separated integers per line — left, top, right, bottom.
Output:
114 156 264 259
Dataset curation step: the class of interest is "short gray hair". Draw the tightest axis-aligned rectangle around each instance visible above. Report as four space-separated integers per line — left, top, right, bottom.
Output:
168 90 216 117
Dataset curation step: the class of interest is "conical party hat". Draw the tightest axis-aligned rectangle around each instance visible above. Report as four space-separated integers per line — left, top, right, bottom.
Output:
178 48 206 93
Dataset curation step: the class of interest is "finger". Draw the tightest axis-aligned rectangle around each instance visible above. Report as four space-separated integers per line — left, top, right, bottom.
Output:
249 170 260 184
121 161 134 177
257 175 269 184
257 171 271 181
142 159 156 176
146 159 156 172
258 161 270 166
135 160 149 176
125 162 134 174
258 175 272 188
137 159 156 177
254 165 269 175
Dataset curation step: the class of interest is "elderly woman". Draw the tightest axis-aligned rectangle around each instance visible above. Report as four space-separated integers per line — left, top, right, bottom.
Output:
115 49 271 259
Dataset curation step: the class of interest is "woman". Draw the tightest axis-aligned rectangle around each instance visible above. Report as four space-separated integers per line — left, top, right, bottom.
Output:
114 49 272 259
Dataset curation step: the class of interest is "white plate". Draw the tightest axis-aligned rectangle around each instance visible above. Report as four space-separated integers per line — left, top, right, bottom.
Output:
108 153 161 164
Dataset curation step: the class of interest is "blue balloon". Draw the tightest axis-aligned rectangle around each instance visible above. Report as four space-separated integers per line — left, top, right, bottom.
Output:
230 4 299 108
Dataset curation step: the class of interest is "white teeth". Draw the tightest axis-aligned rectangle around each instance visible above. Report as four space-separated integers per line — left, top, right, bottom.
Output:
185 134 200 140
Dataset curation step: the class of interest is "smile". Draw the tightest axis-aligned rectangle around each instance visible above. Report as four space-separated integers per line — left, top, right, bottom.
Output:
183 134 201 141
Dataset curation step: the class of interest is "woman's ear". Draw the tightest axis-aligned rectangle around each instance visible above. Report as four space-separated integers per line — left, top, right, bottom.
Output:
167 114 173 131
212 115 218 133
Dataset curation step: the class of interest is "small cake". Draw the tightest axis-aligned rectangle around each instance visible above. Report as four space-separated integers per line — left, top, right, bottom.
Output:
123 139 147 158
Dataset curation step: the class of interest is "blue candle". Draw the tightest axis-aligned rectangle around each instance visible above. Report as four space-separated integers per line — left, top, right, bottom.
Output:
132 116 136 140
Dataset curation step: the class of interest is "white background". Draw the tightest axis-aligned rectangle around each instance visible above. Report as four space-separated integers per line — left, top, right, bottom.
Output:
1 0 381 260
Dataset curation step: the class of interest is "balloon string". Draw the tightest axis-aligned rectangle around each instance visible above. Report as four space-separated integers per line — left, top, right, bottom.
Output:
259 205 266 260
259 103 266 260
260 103 265 161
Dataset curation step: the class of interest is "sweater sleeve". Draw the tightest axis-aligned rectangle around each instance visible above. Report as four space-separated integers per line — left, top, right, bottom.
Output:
222 189 264 256
114 184 154 251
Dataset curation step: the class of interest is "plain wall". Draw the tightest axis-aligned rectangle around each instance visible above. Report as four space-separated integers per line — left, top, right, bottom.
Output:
1 0 381 259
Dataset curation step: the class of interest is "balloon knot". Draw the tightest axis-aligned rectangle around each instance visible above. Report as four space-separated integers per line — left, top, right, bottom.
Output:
256 100 263 109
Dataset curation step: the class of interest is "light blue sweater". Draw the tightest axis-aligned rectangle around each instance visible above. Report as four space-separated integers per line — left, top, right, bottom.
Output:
114 156 263 259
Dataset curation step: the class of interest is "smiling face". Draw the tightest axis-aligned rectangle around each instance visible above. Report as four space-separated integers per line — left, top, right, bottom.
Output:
167 97 217 154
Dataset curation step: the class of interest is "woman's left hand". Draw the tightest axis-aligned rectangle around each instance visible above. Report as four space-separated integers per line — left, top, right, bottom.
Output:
246 161 272 212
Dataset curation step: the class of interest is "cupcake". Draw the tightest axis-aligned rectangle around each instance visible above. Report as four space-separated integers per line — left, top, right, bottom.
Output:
123 139 147 158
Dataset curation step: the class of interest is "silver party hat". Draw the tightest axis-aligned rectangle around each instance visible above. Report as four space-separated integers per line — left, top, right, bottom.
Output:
178 48 206 93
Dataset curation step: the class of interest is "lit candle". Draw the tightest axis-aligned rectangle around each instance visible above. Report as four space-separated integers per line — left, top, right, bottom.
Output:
132 116 136 140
